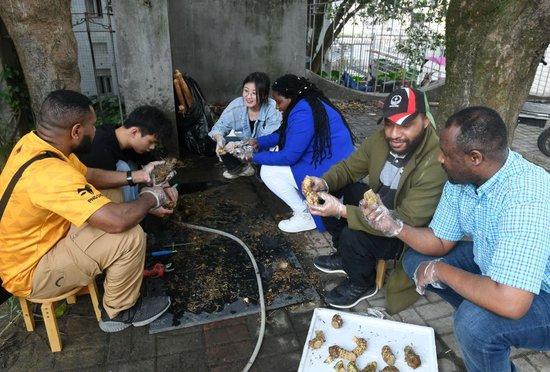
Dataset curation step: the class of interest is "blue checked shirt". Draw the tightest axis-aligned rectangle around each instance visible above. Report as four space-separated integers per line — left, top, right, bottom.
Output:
430 151 550 294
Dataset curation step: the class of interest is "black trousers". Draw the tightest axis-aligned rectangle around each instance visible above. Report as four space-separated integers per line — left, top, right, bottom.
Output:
322 183 402 288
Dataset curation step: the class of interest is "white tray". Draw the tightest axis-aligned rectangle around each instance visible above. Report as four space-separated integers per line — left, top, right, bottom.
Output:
298 308 438 372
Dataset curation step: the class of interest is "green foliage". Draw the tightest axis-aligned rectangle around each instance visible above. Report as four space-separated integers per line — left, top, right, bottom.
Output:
90 95 124 126
0 67 34 168
0 67 32 119
321 69 343 82
367 0 448 69
320 0 448 73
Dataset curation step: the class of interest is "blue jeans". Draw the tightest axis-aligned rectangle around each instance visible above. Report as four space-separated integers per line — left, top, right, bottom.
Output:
403 242 550 372
116 160 139 202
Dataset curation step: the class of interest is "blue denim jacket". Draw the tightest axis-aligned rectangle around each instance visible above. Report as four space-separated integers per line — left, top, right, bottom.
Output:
208 97 281 140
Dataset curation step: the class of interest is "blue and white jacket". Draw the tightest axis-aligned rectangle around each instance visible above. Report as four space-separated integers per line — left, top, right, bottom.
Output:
208 97 281 140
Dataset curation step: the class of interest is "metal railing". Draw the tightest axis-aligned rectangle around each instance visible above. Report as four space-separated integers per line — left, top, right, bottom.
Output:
306 0 549 97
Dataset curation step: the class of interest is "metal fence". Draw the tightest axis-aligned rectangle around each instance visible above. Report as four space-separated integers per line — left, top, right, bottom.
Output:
306 1 550 98
71 0 124 125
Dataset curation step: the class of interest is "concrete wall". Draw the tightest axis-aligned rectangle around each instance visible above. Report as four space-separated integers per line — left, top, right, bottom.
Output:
111 0 178 154
169 0 307 104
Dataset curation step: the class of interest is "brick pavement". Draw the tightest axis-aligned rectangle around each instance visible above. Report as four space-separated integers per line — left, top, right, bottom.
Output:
0 102 548 371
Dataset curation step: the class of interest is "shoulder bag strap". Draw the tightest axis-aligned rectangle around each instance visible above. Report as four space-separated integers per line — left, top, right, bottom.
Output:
0 151 60 221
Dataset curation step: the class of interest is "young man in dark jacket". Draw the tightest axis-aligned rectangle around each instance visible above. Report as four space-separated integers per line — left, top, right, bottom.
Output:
78 105 171 202
307 87 446 308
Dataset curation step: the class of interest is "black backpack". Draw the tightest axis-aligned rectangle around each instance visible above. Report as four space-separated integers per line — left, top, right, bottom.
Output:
175 75 216 157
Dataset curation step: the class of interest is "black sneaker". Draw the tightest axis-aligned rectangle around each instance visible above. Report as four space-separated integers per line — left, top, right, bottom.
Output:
314 254 346 275
99 295 171 333
324 279 377 309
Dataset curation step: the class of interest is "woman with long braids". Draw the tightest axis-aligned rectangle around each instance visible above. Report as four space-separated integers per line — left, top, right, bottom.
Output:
247 75 354 233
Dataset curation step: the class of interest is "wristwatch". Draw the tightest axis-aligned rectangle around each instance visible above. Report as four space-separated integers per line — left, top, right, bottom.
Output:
126 170 135 186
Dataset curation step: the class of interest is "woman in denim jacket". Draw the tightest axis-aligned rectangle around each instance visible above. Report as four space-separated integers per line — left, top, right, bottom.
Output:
209 72 281 179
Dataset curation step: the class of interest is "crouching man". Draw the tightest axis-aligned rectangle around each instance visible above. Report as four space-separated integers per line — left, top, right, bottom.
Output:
0 90 178 333
361 106 550 371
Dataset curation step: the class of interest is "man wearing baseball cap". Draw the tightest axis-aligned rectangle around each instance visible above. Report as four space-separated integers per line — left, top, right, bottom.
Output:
305 87 446 311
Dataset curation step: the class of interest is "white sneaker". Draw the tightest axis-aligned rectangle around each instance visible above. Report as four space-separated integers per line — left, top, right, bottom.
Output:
222 164 255 179
278 212 316 233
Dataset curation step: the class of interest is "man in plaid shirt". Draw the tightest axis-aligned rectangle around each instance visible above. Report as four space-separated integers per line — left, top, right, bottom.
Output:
361 106 550 371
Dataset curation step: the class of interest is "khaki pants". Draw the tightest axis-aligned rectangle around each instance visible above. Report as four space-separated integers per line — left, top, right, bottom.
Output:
29 188 146 319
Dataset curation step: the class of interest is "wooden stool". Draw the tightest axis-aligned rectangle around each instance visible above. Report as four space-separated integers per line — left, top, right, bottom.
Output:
375 260 387 290
18 280 101 352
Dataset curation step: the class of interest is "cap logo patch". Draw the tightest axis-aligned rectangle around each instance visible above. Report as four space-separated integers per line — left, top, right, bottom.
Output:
389 95 402 108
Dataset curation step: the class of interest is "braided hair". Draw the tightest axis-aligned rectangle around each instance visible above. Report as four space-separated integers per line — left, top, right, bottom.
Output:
272 75 354 166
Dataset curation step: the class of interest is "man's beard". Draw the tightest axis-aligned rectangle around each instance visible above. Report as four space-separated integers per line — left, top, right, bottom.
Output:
388 126 427 155
74 134 93 154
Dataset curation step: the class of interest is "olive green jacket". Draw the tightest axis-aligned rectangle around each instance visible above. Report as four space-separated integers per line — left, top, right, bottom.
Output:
322 125 447 313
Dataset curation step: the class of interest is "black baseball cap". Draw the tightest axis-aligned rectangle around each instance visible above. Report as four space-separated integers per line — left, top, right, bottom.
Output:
379 87 428 125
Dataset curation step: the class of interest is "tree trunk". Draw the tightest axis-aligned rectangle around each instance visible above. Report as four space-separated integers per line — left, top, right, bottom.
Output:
438 0 550 142
309 1 365 74
0 0 80 116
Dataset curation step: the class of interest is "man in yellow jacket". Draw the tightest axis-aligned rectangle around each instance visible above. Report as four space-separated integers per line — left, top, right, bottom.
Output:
0 90 177 332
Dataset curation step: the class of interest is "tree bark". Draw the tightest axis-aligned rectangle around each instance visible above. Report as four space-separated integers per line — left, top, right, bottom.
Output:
438 0 550 142
0 0 80 116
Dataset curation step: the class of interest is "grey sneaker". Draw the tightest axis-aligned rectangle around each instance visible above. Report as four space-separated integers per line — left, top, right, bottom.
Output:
99 296 171 333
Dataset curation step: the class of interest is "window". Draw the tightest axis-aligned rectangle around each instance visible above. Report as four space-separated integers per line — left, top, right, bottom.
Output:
95 69 112 94
85 0 103 17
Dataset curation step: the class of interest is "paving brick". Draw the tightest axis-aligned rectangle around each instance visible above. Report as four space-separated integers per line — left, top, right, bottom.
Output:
108 331 132 363
526 352 550 371
156 350 208 371
210 360 258 372
4 332 56 371
61 316 108 349
437 357 463 372
415 302 454 321
53 345 107 370
440 334 463 359
365 296 386 309
257 333 301 357
105 358 155 372
206 340 254 365
397 308 427 326
512 356 538 372
247 310 293 337
129 326 156 360
257 350 302 371
511 346 537 358
304 230 332 248
204 322 250 347
156 329 203 355
425 290 444 303
289 310 314 335
426 316 454 335
203 316 246 331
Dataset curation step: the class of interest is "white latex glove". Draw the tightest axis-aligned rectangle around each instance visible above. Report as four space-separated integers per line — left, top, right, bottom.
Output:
308 192 346 218
224 141 242 154
243 138 258 150
212 134 226 161
413 259 446 295
148 186 178 217
359 194 403 237
139 186 168 210
232 144 255 162
132 160 164 185
302 175 329 194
